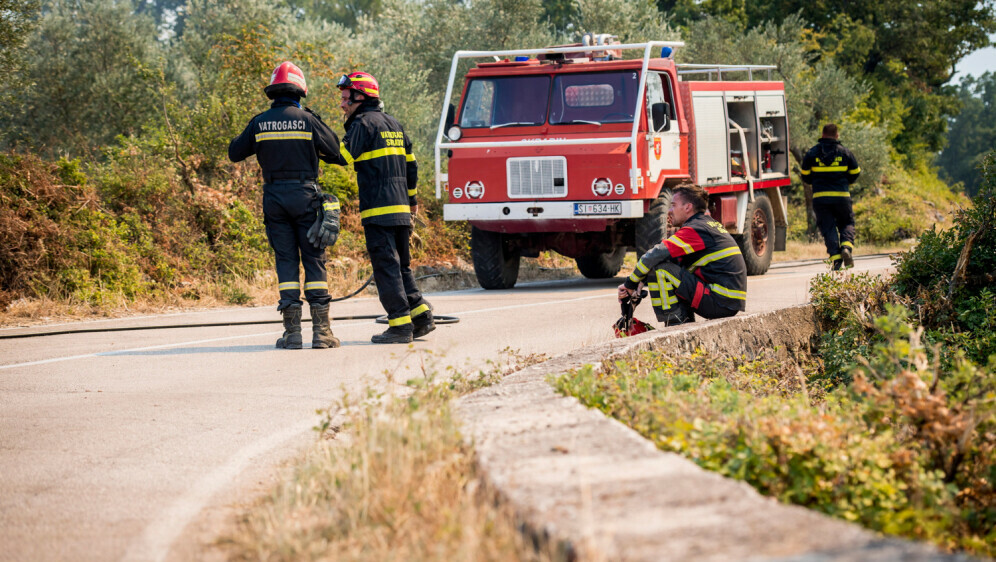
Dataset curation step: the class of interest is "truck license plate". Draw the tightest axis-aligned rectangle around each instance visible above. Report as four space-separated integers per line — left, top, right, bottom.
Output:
574 202 622 216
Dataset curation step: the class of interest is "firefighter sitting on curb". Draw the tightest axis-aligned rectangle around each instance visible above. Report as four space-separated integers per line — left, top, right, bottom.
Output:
229 61 345 350
337 71 434 344
800 123 861 271
617 184 747 326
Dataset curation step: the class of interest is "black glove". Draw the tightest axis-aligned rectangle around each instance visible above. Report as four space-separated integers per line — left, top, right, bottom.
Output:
307 193 340 249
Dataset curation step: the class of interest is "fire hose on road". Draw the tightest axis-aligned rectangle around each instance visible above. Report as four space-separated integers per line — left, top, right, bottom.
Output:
0 272 461 340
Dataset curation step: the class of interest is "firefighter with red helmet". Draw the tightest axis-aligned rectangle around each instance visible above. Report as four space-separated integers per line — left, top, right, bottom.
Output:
337 71 434 344
229 61 347 350
618 185 747 326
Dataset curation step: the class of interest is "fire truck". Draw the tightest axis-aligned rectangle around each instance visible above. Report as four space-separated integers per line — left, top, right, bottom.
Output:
434 37 792 289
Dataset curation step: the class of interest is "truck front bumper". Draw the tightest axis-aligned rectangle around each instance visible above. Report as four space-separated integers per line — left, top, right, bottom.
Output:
443 201 645 221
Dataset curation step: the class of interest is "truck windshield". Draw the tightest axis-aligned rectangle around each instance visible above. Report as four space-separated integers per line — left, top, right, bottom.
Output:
459 75 550 128
550 71 640 125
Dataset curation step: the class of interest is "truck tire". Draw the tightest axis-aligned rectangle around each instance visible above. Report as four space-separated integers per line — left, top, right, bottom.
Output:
471 226 520 289
636 188 672 256
575 247 626 279
734 192 775 275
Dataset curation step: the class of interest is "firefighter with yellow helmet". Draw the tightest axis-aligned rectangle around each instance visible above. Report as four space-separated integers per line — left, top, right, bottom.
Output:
229 61 346 350
337 71 434 344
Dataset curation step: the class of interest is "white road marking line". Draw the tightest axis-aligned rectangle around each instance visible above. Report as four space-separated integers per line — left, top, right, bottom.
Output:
122 418 315 562
0 294 609 371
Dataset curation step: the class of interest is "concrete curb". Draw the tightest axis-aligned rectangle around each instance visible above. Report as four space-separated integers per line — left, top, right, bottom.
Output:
455 305 966 561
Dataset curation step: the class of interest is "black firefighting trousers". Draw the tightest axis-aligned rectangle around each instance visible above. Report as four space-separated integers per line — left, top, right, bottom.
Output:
262 180 331 311
649 262 741 321
364 224 430 328
814 197 856 268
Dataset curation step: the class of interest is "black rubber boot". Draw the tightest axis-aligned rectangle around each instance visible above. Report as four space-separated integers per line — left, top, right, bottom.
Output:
310 303 340 349
275 305 303 349
660 302 695 327
841 246 854 269
371 325 414 344
413 311 436 339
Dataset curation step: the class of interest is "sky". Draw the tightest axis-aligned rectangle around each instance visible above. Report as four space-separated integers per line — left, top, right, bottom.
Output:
950 35 996 82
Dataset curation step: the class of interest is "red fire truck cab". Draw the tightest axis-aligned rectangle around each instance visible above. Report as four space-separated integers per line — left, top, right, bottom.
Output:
434 39 792 289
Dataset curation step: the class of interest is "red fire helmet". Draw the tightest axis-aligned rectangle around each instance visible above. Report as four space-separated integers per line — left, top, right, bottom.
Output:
264 61 308 99
337 71 379 99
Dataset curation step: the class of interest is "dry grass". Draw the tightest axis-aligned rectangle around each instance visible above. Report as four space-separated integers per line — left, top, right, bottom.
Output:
772 240 914 263
220 349 561 562
0 251 581 328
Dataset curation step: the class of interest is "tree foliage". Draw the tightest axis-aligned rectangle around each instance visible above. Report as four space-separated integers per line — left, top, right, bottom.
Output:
938 73 996 196
0 0 40 71
663 0 996 162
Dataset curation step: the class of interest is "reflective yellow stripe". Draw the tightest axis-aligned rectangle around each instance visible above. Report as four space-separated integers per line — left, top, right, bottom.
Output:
651 298 662 306
411 304 430 317
360 205 411 219
848 167 861 175
666 234 694 254
256 132 313 142
406 153 416 162
407 188 417 197
841 241 853 248
278 282 300 291
812 165 848 172
709 284 746 300
388 315 412 327
813 191 850 198
666 296 678 306
662 270 681 288
799 168 811 176
829 254 841 261
628 272 642 283
647 283 660 290
323 201 340 212
690 246 742 269
636 261 650 274
304 281 328 290
340 142 354 165
355 146 407 162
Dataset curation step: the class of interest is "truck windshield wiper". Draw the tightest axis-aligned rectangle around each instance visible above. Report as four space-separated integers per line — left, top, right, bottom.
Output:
559 119 602 126
490 122 535 129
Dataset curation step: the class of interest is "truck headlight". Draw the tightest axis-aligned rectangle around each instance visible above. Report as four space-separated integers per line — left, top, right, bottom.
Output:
466 181 484 199
591 178 612 197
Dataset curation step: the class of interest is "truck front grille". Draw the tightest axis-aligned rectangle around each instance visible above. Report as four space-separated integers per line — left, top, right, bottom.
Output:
507 157 568 198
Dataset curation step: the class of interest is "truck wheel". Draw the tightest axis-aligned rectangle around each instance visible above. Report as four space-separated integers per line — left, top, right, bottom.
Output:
636 188 672 256
575 247 626 279
471 226 520 289
734 192 775 275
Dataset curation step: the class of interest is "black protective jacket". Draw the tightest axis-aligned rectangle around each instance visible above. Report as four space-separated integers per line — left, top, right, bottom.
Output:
624 212 747 312
228 98 345 182
800 138 861 199
340 101 418 227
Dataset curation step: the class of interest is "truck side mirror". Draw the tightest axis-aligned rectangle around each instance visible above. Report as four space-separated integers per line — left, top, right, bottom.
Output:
651 102 670 132
445 103 456 133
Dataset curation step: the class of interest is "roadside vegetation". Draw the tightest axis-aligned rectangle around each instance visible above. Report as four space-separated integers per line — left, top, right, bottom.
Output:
221 348 558 561
1 0 989 323
555 153 996 556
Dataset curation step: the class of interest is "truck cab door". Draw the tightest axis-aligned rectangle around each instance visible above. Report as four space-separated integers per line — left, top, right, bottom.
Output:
646 71 680 183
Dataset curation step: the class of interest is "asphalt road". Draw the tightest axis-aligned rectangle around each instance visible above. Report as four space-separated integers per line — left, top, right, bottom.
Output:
0 255 893 562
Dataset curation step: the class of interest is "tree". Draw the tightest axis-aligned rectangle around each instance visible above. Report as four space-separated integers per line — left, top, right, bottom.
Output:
284 0 381 29
661 0 996 161
938 72 996 196
3 0 162 156
0 0 39 70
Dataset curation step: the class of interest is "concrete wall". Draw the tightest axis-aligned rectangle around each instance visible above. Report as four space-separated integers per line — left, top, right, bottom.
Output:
455 305 964 561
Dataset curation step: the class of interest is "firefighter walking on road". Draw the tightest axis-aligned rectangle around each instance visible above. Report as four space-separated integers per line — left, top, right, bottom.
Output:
337 71 434 344
229 61 346 350
618 184 747 326
800 123 861 270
